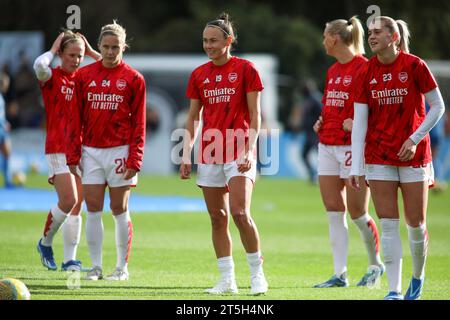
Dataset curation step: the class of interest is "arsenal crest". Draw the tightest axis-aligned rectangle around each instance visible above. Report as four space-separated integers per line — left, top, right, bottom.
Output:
228 73 237 83
116 79 127 90
398 72 408 83
343 75 352 87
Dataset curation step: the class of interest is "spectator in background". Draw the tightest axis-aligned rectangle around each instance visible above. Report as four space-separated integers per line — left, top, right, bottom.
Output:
0 71 13 188
1 64 20 130
14 51 43 127
428 103 448 193
445 109 450 136
146 104 160 134
297 80 322 183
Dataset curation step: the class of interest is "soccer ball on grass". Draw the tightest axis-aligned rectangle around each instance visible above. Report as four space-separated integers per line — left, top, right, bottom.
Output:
0 278 31 300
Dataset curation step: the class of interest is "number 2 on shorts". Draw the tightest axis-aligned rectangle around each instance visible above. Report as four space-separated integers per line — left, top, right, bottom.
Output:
115 158 127 174
345 151 352 167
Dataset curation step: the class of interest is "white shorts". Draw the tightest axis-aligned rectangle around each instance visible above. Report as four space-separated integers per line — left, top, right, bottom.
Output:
365 163 434 185
81 145 138 187
197 160 257 188
46 153 71 184
317 143 353 179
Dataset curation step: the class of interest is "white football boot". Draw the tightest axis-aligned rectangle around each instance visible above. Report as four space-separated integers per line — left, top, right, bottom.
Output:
205 278 238 294
86 266 103 281
250 273 268 295
104 268 129 281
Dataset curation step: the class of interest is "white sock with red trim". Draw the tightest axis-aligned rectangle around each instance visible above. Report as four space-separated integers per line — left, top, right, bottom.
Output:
381 219 403 293
62 214 82 263
327 211 348 277
407 223 428 280
86 211 103 268
352 213 382 266
113 211 132 271
41 206 68 246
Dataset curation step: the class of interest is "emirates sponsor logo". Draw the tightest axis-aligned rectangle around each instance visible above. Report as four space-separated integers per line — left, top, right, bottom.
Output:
61 86 74 101
343 75 352 87
116 79 126 90
203 87 236 104
325 90 349 108
87 92 124 110
398 72 408 83
371 88 408 105
371 88 408 98
326 90 349 100
203 87 236 98
228 73 238 83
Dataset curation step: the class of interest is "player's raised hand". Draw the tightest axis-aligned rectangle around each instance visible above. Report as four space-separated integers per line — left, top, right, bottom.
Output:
397 138 417 162
50 32 65 55
180 162 192 179
313 116 323 133
77 33 102 61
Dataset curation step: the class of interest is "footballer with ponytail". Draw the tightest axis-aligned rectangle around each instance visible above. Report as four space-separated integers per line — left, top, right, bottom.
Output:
396 19 410 53
350 16 445 300
313 16 383 290
181 13 268 295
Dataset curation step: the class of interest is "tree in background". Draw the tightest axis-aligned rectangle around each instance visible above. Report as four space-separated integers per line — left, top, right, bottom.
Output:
1 0 448 126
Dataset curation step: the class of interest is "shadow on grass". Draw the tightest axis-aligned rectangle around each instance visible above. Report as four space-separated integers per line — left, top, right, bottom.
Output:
30 285 213 298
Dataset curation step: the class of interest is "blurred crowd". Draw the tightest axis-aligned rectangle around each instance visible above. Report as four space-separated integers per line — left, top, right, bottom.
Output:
1 52 161 134
2 52 44 130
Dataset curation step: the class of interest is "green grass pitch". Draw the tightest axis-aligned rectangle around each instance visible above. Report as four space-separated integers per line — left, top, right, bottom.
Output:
0 174 449 300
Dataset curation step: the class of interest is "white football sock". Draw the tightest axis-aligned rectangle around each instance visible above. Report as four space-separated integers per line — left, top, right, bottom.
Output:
327 211 348 277
218 256 235 280
407 223 428 280
41 206 68 246
113 211 132 271
352 213 383 266
62 214 82 263
380 219 403 293
246 251 264 277
86 211 103 268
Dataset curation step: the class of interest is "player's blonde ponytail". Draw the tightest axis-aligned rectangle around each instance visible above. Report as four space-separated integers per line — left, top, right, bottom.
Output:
377 16 411 54
349 16 365 55
396 20 410 53
325 16 365 55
